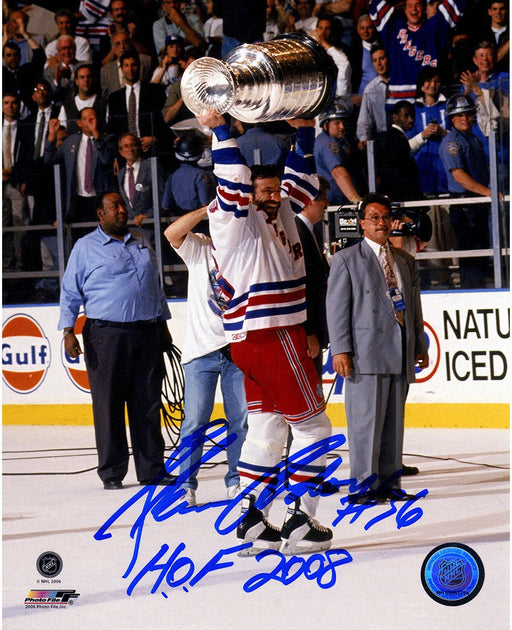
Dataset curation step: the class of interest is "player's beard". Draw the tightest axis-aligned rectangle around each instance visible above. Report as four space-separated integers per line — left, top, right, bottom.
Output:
256 199 280 220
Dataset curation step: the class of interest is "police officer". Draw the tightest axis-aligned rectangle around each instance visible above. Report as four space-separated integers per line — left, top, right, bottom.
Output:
440 94 492 289
162 131 217 232
314 100 363 206
163 130 217 294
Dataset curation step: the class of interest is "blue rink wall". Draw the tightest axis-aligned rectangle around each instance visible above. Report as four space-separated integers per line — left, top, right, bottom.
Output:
2 290 510 428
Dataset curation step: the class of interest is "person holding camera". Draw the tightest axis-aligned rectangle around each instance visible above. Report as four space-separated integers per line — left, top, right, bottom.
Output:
389 211 431 257
327 193 429 503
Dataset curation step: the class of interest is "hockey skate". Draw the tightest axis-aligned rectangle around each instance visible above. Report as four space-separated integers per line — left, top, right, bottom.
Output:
237 493 282 556
280 499 333 555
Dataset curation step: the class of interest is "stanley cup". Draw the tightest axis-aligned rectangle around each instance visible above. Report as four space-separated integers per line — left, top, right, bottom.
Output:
180 33 337 123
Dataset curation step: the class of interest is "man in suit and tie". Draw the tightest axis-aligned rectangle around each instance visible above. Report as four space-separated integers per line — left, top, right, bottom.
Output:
107 51 168 157
23 80 61 225
44 107 117 223
295 175 330 380
18 80 61 272
100 32 153 99
326 193 429 504
376 101 423 202
2 92 29 270
116 132 165 241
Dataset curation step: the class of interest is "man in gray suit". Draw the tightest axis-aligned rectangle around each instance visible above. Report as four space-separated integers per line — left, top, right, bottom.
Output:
100 32 152 99
326 193 429 504
116 132 165 241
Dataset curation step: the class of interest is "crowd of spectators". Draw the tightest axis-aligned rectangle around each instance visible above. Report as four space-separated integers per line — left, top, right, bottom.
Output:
2 0 509 300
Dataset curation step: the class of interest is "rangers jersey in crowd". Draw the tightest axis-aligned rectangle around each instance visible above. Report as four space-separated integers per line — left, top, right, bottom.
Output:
370 0 465 105
208 125 319 342
75 0 112 49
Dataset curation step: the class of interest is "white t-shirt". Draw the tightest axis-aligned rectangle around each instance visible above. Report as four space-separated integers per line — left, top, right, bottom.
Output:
173 231 228 364
295 16 318 36
204 16 223 40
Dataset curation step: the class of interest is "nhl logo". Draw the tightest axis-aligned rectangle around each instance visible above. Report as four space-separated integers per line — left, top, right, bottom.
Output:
2 314 51 394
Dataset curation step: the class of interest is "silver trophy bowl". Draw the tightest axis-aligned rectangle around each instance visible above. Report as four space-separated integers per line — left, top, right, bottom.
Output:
180 33 337 123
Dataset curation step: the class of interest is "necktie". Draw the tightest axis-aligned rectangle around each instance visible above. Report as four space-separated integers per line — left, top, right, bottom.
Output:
34 111 46 160
128 87 137 136
379 243 404 326
127 165 135 206
84 136 94 194
4 123 12 170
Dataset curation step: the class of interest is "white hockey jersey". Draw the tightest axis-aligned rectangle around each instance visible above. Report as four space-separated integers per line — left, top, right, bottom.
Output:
208 125 319 342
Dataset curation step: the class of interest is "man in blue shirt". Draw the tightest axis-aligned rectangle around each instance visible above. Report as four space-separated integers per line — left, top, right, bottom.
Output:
59 191 174 489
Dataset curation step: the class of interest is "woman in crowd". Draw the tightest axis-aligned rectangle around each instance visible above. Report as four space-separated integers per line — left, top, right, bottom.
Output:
408 67 450 195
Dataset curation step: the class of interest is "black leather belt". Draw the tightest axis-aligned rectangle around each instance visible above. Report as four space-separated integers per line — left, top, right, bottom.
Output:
90 318 157 329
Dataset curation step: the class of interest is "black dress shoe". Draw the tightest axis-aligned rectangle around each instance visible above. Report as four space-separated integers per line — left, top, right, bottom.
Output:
103 479 123 490
319 480 342 494
378 489 419 502
139 474 177 486
401 464 419 476
347 491 384 504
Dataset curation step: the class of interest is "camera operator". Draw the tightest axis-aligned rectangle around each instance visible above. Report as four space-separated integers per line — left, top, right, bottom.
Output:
389 208 431 256
333 202 432 257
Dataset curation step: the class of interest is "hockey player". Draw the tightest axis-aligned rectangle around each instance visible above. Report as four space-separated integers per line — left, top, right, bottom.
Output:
198 109 335 556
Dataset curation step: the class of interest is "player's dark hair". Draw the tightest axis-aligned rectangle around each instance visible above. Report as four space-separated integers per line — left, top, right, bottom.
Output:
250 164 280 186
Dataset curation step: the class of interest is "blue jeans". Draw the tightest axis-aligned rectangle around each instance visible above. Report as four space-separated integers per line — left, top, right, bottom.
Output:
180 350 248 490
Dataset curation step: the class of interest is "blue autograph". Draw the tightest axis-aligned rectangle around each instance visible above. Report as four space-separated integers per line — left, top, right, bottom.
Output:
94 420 428 595
126 542 354 597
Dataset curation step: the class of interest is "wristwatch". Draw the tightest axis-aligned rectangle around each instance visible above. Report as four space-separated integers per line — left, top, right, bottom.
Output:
62 329 75 337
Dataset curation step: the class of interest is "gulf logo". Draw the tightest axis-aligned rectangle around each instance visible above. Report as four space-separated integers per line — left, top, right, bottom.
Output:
61 314 90 393
415 321 441 383
2 314 51 394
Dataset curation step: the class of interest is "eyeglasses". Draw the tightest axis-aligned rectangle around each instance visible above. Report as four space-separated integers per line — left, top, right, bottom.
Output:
33 86 48 92
363 214 392 224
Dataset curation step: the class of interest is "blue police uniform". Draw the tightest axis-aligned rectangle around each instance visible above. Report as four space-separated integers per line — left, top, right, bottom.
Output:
440 127 490 288
236 127 287 174
162 163 217 216
314 130 352 205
